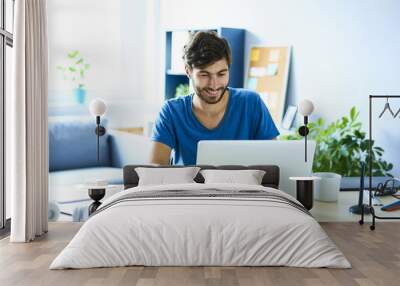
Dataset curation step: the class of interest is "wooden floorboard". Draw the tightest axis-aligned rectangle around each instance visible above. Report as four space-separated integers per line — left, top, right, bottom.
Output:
0 222 399 286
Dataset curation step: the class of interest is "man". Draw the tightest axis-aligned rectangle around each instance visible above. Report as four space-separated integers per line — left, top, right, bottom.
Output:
150 31 279 165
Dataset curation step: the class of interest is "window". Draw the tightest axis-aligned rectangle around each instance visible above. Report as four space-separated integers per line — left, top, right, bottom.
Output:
0 0 14 234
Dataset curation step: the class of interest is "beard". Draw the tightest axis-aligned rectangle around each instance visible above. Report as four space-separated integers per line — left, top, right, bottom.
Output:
193 83 228 105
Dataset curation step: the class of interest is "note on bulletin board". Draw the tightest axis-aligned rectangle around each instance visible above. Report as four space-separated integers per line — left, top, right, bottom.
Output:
246 46 291 126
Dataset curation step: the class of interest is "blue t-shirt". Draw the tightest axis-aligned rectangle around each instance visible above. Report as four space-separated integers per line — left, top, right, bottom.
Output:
152 87 280 165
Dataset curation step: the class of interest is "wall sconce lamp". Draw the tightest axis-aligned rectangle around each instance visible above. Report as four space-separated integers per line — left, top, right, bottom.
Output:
298 99 315 162
89 98 107 161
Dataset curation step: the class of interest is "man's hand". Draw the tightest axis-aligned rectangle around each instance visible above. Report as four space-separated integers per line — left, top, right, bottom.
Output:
149 141 172 165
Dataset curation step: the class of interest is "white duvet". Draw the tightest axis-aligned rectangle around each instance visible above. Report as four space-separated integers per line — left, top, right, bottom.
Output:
50 183 351 269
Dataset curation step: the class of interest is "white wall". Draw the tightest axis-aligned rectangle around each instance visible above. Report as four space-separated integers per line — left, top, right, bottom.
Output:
48 0 122 96
117 0 163 127
159 0 400 176
48 0 162 129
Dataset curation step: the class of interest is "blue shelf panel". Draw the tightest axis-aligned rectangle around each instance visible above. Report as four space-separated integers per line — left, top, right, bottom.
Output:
165 31 173 72
219 28 245 88
165 74 189 100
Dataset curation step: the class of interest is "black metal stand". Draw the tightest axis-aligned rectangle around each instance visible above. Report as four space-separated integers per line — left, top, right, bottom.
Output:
349 162 371 215
95 116 106 162
360 95 400 230
88 188 106 215
298 116 309 162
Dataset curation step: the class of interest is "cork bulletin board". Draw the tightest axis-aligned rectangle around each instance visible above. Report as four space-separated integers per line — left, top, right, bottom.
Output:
246 46 291 126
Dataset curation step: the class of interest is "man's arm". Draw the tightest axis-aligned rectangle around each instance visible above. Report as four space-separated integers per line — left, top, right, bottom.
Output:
149 141 172 165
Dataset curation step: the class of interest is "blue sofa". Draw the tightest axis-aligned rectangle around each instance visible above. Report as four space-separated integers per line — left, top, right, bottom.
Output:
48 117 152 220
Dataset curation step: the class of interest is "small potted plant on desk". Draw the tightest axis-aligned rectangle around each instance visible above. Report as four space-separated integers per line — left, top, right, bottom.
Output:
281 107 393 202
175 83 190 98
57 50 90 104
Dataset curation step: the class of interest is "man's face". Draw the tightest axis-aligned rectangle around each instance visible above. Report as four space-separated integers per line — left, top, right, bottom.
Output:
187 59 230 105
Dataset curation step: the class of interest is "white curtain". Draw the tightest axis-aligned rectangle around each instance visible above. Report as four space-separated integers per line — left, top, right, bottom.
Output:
9 0 49 242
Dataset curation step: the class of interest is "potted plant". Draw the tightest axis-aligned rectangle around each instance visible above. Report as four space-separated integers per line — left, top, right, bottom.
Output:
57 50 90 104
281 107 393 201
175 83 190 98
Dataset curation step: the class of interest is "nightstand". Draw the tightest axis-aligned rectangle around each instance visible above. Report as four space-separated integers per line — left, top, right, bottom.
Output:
289 177 321 210
77 184 123 215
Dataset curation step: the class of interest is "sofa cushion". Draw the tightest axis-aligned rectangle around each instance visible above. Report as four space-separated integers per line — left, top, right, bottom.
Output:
108 130 153 168
49 117 111 171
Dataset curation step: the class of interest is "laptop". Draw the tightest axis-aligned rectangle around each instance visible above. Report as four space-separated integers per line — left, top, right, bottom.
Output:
196 140 316 197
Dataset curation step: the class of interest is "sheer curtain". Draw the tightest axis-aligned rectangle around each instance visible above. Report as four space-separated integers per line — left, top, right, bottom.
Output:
9 0 48 242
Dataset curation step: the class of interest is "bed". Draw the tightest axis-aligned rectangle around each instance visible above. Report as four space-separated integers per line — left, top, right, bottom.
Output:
50 165 351 269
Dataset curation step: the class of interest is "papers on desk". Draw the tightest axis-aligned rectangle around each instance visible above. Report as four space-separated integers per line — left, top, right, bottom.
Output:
249 64 278 77
363 190 383 206
392 191 400 200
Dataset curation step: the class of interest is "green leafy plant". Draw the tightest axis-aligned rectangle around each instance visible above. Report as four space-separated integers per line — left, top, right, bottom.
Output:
175 83 190 98
280 107 393 177
56 50 90 89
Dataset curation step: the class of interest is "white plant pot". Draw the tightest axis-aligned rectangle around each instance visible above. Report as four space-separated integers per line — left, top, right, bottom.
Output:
313 172 342 202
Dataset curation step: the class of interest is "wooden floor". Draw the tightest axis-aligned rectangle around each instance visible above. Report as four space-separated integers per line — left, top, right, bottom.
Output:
0 222 399 286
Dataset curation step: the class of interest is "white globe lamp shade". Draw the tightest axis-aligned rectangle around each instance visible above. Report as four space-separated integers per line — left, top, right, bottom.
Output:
89 98 107 117
298 99 314 116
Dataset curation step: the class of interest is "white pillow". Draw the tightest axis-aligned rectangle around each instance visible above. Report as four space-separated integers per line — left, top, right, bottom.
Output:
200 169 266 185
135 167 201 186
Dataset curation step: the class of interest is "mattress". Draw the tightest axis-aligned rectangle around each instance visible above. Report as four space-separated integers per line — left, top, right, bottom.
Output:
50 183 351 269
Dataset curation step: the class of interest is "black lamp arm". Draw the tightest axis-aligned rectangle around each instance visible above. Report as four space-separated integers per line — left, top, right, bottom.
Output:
95 116 106 161
298 116 310 162
298 116 309 136
95 116 106 136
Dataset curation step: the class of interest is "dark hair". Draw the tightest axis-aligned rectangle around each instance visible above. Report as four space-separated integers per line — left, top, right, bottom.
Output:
183 31 232 69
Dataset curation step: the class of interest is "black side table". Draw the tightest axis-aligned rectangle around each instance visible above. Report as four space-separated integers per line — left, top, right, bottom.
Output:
88 188 106 215
289 177 320 210
80 184 123 216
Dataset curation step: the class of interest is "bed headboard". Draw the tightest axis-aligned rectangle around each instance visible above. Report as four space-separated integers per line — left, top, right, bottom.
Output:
123 165 280 189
